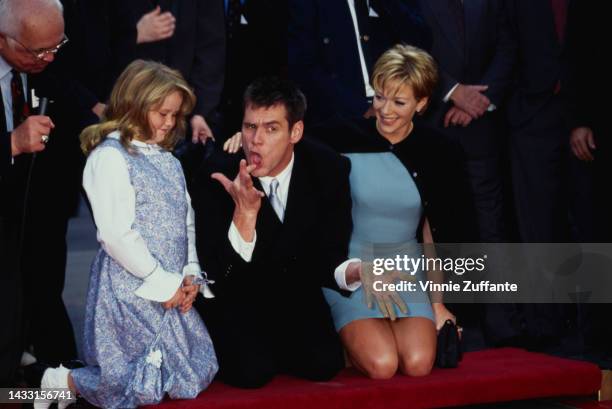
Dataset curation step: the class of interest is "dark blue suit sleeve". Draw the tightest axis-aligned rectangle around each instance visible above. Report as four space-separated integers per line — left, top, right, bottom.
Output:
191 0 226 117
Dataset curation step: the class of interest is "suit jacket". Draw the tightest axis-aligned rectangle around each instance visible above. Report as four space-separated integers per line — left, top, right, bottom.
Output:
288 0 432 125
80 0 225 118
505 0 571 129
190 139 352 319
419 0 515 139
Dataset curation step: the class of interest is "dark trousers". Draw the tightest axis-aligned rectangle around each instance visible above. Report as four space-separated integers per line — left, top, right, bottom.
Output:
484 98 571 347
443 115 507 243
21 213 77 365
17 152 79 366
195 294 344 388
0 216 24 386
510 98 570 242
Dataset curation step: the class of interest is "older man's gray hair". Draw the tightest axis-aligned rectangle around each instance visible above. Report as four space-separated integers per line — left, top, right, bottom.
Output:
0 0 63 37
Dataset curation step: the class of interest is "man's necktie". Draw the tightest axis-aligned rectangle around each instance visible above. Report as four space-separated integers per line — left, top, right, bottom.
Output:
550 0 568 44
268 179 284 222
10 70 29 128
226 0 242 41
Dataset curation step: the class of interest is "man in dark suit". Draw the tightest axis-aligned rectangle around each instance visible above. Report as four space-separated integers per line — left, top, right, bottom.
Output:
415 0 515 348
288 0 431 126
506 0 572 243
79 0 225 142
191 77 351 388
417 0 515 244
0 0 94 384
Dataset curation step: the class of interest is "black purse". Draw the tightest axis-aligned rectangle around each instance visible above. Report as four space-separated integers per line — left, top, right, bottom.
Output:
435 319 463 368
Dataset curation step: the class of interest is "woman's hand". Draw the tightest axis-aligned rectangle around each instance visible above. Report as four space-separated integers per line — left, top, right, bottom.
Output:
223 132 242 153
359 263 412 321
432 302 457 331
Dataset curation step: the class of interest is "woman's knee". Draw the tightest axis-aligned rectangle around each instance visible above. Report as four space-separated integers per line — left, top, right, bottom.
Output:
399 350 435 377
358 351 398 380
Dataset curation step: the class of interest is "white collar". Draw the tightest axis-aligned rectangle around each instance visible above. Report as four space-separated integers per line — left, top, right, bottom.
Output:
107 130 163 152
258 152 295 193
0 56 13 82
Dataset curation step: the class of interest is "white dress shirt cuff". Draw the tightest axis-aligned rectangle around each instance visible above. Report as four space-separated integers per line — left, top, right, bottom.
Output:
443 83 460 103
228 222 256 262
182 262 203 279
335 258 362 291
135 264 183 302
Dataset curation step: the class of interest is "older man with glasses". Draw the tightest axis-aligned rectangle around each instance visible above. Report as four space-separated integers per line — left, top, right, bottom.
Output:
1 0 101 386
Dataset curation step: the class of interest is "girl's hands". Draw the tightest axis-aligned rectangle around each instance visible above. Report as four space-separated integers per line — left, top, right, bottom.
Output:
162 287 186 310
179 276 200 313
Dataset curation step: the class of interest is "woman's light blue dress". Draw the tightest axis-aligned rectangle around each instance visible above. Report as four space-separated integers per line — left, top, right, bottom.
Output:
324 152 434 331
71 139 218 408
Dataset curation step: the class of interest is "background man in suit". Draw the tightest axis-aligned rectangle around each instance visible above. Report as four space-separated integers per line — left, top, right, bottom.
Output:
79 0 225 143
506 0 572 243
288 0 431 126
416 0 515 348
417 0 515 244
0 0 87 383
191 77 351 388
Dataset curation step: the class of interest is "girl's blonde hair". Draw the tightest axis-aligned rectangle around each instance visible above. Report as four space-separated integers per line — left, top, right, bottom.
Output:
80 60 196 155
371 44 438 107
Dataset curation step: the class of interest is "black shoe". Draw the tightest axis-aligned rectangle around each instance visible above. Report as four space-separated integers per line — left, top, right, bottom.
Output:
61 360 85 370
23 362 51 388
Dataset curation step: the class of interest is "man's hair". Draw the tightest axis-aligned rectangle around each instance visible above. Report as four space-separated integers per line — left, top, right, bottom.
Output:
243 77 307 128
0 0 63 37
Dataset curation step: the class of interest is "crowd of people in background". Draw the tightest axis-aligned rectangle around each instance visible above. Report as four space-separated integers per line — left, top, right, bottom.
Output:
1 0 610 407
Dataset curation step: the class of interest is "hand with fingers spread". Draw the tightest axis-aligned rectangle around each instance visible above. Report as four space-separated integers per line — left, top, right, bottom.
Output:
356 262 413 321
191 114 214 144
137 6 176 44
212 159 265 242
223 132 243 154
570 127 596 161
11 115 55 156
449 84 490 118
179 276 200 313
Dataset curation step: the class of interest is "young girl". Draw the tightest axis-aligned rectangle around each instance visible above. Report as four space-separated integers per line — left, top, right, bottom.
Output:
35 60 218 409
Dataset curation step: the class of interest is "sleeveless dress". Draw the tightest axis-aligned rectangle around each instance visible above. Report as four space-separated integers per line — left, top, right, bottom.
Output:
323 152 434 331
71 138 218 408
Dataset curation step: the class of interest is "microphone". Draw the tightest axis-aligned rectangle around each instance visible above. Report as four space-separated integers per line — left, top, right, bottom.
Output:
39 97 49 116
38 97 50 144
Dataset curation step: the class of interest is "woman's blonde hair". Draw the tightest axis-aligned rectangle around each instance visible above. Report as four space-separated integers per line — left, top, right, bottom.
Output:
371 44 438 107
80 60 196 155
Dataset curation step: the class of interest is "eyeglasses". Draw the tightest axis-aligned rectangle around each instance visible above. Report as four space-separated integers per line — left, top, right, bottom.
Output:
6 34 69 61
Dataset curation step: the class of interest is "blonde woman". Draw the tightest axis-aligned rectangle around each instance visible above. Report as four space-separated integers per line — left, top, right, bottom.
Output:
34 60 217 409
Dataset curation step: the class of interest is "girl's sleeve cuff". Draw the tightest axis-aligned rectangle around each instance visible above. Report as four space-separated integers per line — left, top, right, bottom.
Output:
135 266 183 302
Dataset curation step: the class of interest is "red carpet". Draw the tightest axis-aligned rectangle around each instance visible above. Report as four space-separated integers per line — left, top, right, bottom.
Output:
148 348 601 409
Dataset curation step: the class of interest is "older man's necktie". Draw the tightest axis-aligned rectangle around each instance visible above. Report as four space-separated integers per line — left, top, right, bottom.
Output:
10 70 29 128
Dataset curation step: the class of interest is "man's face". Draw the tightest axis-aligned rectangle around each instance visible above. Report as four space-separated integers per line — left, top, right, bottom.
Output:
0 15 64 73
241 103 303 178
